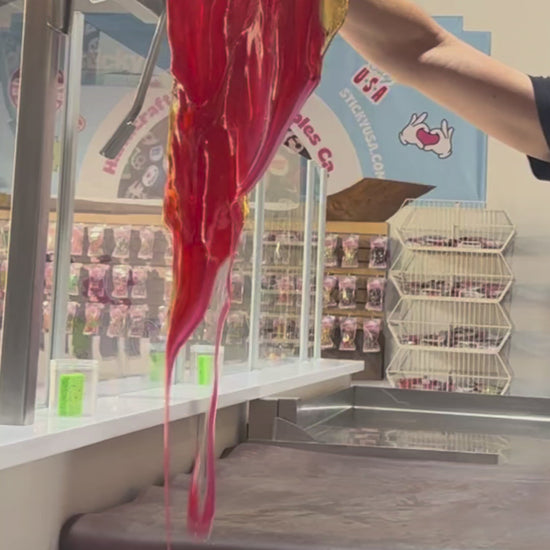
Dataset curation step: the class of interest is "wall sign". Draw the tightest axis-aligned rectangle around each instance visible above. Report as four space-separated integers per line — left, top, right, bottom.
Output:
0 15 490 207
288 17 491 201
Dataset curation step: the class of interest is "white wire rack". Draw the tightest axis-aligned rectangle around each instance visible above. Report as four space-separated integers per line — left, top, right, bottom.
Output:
390 249 513 303
396 199 516 253
386 348 512 395
383 430 510 456
388 299 512 353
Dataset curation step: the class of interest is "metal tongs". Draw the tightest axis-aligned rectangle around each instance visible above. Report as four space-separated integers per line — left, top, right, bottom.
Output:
100 6 167 159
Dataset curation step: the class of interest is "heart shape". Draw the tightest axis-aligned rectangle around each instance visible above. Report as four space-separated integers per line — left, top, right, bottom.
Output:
416 128 440 146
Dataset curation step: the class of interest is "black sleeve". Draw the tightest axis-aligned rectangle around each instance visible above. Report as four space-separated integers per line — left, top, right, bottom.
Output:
528 76 550 181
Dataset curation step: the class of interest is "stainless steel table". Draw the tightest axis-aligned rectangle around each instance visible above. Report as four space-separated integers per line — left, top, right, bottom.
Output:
60 387 550 550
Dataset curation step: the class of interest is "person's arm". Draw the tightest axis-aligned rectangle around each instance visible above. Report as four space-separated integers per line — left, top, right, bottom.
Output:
340 0 550 163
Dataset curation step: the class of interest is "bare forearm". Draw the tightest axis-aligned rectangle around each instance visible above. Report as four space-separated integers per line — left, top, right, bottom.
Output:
341 0 550 162
341 0 445 81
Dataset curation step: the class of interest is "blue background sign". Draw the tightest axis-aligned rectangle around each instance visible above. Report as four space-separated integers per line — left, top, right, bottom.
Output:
0 14 490 204
289 17 491 201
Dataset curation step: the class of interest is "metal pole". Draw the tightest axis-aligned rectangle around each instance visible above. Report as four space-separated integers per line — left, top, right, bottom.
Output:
0 0 63 425
50 12 84 361
313 167 328 359
100 8 166 159
299 161 316 362
248 180 266 370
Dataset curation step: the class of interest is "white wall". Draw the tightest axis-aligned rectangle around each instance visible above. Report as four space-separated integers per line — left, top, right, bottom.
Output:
415 0 550 396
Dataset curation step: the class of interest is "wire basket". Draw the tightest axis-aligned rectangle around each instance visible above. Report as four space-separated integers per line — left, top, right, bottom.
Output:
383 430 510 456
390 249 513 303
386 348 512 395
396 199 516 253
388 299 512 353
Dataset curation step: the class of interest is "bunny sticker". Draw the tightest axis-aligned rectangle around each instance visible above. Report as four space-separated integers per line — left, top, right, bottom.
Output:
399 112 454 159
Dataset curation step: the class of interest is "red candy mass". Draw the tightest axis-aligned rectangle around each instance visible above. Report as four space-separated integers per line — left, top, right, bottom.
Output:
163 0 335 541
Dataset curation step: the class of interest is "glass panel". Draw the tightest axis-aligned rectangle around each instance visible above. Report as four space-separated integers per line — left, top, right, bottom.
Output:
174 190 256 384
49 9 174 397
38 67 70 406
308 165 322 359
0 2 63 405
258 149 309 365
0 4 19 378
38 216 57 406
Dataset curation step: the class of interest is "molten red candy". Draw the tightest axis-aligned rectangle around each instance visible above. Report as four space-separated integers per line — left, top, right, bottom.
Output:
164 0 332 541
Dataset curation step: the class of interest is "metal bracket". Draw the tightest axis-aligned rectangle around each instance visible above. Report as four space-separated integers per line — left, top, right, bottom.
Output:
48 0 74 35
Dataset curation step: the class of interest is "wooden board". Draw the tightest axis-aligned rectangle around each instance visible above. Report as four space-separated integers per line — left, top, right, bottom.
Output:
327 177 434 222
326 220 387 236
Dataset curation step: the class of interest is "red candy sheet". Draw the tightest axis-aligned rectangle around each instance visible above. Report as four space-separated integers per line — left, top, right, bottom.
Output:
164 0 340 542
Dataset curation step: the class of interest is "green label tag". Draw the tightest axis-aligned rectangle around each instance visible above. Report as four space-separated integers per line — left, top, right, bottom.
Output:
58 373 85 417
197 355 214 386
150 351 166 382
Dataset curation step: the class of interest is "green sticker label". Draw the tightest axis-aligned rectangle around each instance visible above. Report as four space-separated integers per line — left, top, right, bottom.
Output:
58 373 85 417
197 355 214 386
150 351 166 382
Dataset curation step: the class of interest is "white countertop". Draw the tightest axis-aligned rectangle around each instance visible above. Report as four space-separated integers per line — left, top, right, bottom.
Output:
0 359 360 471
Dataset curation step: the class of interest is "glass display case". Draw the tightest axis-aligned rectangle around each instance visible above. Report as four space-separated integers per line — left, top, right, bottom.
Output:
40 151 325 397
176 149 327 381
0 3 328 423
256 147 322 364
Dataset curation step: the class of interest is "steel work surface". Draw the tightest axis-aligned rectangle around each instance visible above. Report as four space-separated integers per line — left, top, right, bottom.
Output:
249 386 550 464
60 431 550 550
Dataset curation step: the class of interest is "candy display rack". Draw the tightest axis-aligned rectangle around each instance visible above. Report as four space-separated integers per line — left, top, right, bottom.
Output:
390 249 514 303
386 348 512 395
321 220 389 380
252 150 325 365
39 209 176 389
388 300 512 353
396 199 516 253
256 220 312 362
387 200 515 395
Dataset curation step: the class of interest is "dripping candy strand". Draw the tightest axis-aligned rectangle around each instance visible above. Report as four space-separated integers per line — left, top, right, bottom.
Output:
164 0 348 544
163 90 178 550
163 378 173 550
187 202 245 536
188 269 232 538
